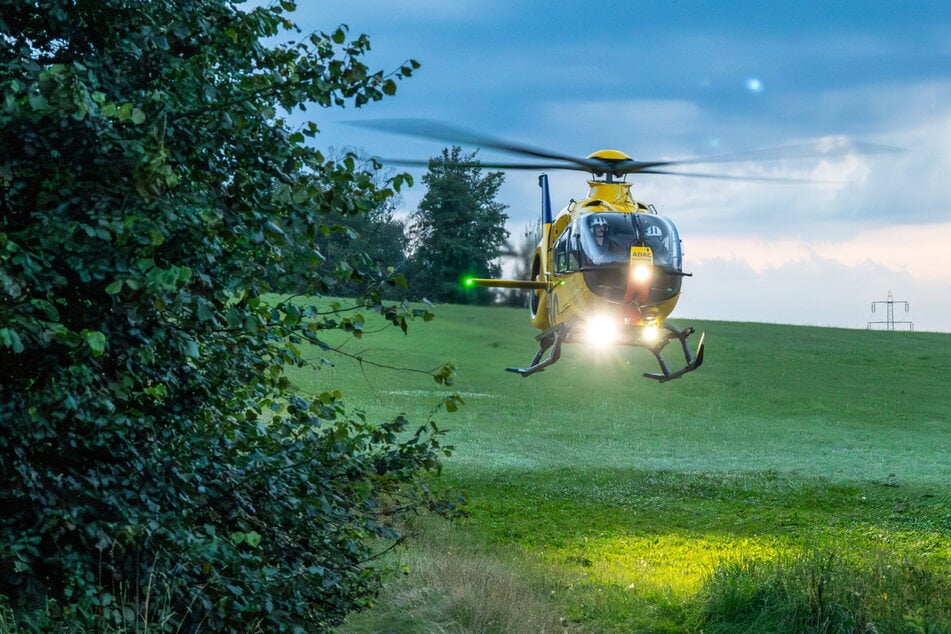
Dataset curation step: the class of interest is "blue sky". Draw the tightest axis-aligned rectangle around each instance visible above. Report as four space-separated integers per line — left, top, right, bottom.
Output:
280 1 951 332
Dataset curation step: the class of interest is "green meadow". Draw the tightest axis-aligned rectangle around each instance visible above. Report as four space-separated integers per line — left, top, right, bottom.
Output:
286 300 950 633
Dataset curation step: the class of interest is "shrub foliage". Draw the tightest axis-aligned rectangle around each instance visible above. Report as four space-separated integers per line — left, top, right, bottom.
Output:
0 1 452 630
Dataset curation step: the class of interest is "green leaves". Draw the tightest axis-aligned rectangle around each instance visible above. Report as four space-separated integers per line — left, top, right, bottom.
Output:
0 1 447 631
0 328 25 354
100 101 147 124
230 530 262 548
80 329 107 357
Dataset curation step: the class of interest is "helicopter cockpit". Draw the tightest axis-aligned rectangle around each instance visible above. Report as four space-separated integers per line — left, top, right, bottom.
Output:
553 212 684 302
581 212 682 268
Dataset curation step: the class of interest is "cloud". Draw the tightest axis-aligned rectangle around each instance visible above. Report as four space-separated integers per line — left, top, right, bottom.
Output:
685 223 951 279
675 251 948 332
524 78 951 234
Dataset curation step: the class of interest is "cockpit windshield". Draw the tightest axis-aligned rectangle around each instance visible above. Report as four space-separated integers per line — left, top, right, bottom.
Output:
578 212 682 270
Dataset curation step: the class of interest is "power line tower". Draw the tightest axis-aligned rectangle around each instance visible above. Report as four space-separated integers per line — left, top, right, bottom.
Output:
867 290 914 331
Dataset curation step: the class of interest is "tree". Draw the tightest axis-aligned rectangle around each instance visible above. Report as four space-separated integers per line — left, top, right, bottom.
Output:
407 146 509 304
0 1 455 631
308 152 410 300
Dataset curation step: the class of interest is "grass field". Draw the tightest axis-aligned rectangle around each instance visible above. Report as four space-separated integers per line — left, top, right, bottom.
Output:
285 300 950 633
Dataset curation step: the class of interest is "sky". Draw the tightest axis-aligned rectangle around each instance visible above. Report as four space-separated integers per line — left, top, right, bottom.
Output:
275 1 951 332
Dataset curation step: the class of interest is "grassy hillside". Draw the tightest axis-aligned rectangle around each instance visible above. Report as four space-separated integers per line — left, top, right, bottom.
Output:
286 301 951 632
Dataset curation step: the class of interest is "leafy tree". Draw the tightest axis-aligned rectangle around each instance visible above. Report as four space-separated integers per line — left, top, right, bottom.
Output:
0 1 455 631
307 152 410 300
406 146 509 304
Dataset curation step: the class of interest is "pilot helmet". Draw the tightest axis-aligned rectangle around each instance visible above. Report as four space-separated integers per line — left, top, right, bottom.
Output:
590 216 608 230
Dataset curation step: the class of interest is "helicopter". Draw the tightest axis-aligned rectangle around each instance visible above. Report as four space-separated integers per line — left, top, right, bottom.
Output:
353 119 896 382
468 156 704 382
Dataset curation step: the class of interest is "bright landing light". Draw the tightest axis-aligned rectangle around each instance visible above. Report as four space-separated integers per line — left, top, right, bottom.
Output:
585 315 619 347
632 264 652 283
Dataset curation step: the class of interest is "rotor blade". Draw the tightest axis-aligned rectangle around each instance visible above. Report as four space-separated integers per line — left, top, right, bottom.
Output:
636 168 839 184
627 139 904 170
347 118 602 171
382 157 851 182
600 140 902 177
378 158 589 171
350 118 902 179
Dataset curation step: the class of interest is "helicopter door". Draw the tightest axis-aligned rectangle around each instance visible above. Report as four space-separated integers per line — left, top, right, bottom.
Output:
553 226 581 274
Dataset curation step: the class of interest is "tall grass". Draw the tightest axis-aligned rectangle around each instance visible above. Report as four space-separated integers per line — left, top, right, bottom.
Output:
340 519 566 633
286 299 950 633
0 577 200 634
695 548 950 633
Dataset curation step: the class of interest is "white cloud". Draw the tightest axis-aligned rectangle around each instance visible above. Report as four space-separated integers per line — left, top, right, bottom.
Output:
686 223 951 278
675 253 948 332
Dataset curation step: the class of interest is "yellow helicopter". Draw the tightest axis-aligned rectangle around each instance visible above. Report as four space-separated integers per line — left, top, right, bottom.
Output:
467 156 703 382
354 119 895 382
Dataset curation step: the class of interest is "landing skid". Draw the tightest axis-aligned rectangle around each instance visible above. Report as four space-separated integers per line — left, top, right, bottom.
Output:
506 321 704 382
505 322 570 377
641 323 705 383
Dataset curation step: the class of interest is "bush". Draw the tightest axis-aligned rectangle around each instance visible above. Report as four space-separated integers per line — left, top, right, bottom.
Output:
0 1 451 630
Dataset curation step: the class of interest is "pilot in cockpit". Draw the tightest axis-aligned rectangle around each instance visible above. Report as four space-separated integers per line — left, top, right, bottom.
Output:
591 216 609 248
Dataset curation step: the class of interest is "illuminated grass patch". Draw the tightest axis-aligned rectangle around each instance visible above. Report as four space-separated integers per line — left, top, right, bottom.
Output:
451 468 948 631
550 533 782 597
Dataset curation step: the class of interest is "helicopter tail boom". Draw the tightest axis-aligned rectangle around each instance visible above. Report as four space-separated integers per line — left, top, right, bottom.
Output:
466 277 549 290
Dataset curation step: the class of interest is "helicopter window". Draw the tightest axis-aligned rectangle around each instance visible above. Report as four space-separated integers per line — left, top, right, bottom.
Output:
565 233 581 271
637 214 682 270
577 212 683 271
553 227 578 274
553 233 567 273
578 213 637 266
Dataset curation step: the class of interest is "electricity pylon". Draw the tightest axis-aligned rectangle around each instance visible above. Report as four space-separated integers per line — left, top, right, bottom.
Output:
867 290 914 331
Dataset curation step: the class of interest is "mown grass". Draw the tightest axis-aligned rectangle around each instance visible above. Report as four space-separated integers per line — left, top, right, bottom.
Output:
284 299 951 633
